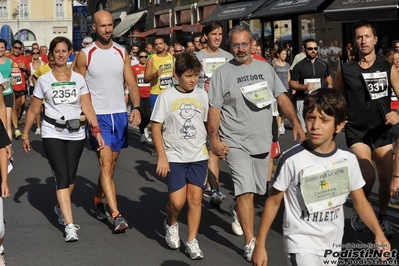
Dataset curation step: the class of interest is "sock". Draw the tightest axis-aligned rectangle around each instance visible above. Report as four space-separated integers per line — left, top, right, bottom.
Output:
112 211 120 219
93 197 102 205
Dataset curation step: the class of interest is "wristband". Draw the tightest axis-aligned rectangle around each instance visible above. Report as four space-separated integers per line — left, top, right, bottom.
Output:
90 126 102 137
133 106 140 111
21 134 29 140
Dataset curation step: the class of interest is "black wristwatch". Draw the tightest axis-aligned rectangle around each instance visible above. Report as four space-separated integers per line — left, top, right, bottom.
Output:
133 106 141 111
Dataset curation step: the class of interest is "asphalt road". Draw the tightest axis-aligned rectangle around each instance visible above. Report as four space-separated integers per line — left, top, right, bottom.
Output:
3 120 399 266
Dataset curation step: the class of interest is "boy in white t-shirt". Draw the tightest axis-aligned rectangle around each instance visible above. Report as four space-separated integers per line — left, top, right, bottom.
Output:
151 51 209 260
252 89 391 266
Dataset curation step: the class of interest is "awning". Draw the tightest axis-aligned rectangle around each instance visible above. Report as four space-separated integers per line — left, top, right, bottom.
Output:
113 11 147 37
201 1 265 24
251 0 328 19
128 29 156 38
324 0 399 22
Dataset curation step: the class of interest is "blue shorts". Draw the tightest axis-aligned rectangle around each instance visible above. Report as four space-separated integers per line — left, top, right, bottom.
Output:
90 113 128 152
167 160 208 193
150 94 159 110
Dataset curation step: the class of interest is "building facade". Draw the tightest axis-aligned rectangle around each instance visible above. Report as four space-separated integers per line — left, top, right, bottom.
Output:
0 0 85 49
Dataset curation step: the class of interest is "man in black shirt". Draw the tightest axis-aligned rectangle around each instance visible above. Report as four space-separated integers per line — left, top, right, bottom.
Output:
289 39 332 131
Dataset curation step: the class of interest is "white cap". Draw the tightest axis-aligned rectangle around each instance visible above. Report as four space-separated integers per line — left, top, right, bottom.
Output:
319 40 323 43
82 37 93 44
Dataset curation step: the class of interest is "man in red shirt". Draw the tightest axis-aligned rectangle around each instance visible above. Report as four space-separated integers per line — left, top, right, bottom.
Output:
8 40 30 139
132 50 151 143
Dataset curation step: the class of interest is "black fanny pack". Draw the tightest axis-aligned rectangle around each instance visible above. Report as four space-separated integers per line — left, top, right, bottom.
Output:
43 114 86 131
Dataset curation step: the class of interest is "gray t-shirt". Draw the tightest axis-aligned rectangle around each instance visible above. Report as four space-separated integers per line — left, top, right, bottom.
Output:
209 59 287 155
196 49 233 90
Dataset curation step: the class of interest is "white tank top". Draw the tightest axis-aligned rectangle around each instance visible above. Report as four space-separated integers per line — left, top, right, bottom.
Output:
83 42 126 114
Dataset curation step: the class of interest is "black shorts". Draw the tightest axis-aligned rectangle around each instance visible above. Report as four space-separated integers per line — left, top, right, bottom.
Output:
29 86 34 96
3 94 13 108
345 123 392 149
14 90 27 99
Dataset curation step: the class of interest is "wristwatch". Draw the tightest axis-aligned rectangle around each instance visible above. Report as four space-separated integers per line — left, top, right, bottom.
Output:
133 106 141 111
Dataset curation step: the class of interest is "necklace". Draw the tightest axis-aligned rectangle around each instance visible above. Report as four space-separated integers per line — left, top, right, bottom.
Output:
360 56 376 63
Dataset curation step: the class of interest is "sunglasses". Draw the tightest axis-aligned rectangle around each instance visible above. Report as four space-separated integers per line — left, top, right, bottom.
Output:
32 52 40 55
84 42 92 45
139 56 147 58
13 46 22 50
306 47 318 51
174 50 182 53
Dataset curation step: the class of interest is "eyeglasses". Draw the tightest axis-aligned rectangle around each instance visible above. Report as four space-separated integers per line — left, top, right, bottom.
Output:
306 47 318 51
174 50 182 53
13 46 22 50
32 52 40 55
139 56 147 58
230 42 250 49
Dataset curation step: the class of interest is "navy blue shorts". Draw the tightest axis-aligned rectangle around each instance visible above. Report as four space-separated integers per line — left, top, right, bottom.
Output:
90 112 128 152
167 160 208 193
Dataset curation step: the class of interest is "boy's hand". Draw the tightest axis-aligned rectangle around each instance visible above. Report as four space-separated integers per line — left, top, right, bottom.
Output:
1 182 9 198
211 141 229 160
375 235 391 261
156 157 170 178
252 245 268 266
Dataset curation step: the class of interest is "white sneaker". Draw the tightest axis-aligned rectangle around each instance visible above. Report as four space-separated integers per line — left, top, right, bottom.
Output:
164 218 180 249
244 237 256 262
144 128 150 138
185 238 203 260
65 223 80 242
54 204 66 226
35 128 41 135
278 123 285 135
229 202 243 236
140 134 147 143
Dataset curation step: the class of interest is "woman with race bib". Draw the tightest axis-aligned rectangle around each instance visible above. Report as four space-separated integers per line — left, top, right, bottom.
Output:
21 36 104 242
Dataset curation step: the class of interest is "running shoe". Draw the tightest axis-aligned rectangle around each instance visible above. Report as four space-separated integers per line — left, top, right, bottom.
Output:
185 238 203 260
140 134 147 143
54 204 66 226
351 208 366 232
91 202 110 220
279 123 285 135
113 214 128 233
65 223 80 242
379 218 394 239
244 237 256 262
229 202 243 236
210 189 222 207
144 128 150 139
218 191 227 200
202 188 212 198
164 218 180 249
35 128 41 135
13 129 21 140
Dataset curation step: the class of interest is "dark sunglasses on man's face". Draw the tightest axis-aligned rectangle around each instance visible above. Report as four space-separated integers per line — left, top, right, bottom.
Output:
139 56 147 58
13 46 22 50
306 47 318 51
32 52 40 55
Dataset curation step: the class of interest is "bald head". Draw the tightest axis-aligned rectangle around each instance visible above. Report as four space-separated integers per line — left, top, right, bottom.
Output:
93 10 113 25
92 10 114 46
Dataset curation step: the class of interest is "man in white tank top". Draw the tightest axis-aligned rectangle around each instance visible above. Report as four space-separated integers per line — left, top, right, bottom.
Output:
74 10 141 234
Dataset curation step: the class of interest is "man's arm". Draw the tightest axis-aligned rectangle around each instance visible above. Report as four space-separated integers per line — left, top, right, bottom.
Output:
325 75 333 88
277 93 305 142
333 66 344 93
72 50 87 77
123 50 141 127
144 57 158 83
207 106 229 159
